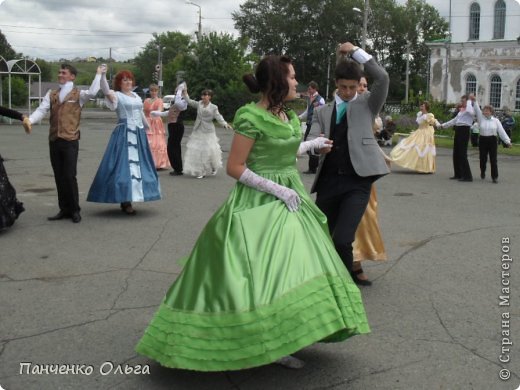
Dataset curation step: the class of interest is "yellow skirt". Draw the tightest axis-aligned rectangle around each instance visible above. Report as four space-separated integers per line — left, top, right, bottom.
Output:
353 185 387 262
389 127 436 173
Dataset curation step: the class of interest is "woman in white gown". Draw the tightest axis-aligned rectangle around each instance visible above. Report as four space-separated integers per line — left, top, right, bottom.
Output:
183 88 231 178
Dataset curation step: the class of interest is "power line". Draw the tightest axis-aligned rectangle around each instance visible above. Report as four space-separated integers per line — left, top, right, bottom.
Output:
1 30 145 37
12 44 142 51
0 24 152 35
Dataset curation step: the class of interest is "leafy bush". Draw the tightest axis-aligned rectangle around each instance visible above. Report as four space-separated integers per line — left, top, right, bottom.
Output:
1 77 28 106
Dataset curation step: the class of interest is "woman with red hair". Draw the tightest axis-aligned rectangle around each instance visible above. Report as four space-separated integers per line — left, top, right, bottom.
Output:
87 70 161 215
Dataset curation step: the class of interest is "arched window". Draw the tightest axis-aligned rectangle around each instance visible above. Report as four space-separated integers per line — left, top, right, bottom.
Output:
494 0 506 39
465 74 477 96
469 3 480 40
515 80 520 110
489 75 502 108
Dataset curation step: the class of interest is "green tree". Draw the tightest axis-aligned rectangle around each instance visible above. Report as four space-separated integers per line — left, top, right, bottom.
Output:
180 32 258 119
34 58 53 81
133 31 191 92
368 0 448 100
0 29 18 59
233 0 448 101
2 77 28 106
233 0 364 98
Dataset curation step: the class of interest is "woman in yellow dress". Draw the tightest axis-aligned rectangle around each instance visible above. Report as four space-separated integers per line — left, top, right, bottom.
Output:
350 78 389 286
389 101 438 173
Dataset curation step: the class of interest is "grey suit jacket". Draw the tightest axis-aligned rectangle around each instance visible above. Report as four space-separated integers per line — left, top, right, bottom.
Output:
309 58 390 193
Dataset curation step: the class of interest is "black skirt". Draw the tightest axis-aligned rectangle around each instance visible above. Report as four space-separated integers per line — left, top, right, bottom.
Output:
0 154 24 230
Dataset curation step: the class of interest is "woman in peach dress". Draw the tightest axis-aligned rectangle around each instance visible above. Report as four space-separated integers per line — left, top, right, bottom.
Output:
143 84 170 169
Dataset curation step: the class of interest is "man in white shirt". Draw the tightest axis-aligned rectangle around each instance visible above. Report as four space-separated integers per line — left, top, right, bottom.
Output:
29 63 104 223
438 94 475 182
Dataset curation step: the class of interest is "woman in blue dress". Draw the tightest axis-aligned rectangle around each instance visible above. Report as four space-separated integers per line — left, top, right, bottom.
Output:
136 54 369 371
87 70 161 215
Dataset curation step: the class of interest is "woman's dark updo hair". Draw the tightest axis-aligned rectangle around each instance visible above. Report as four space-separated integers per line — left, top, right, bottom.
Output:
243 55 293 111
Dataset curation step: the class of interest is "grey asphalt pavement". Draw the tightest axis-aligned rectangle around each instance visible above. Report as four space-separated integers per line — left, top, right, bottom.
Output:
0 109 519 390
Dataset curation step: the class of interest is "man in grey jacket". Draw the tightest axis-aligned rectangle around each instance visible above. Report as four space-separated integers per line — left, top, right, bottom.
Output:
308 42 390 283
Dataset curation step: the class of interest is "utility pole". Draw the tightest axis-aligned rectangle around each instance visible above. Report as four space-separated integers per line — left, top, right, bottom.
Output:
405 41 410 103
362 0 369 51
108 47 112 84
156 45 164 97
186 1 202 40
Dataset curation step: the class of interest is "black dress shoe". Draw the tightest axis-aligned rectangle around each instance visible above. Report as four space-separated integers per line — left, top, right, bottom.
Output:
458 178 473 182
480 173 485 179
169 171 183 176
350 269 373 286
47 211 69 221
71 212 82 223
449 176 460 180
492 178 498 184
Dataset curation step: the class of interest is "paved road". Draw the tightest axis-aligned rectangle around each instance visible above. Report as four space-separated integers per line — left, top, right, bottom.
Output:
1 110 519 389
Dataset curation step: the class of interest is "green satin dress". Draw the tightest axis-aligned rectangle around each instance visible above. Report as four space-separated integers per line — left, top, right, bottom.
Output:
136 103 369 371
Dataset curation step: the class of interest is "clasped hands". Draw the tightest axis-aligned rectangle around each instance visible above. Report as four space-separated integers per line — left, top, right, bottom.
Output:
297 136 333 155
314 136 333 154
338 42 358 56
97 64 107 74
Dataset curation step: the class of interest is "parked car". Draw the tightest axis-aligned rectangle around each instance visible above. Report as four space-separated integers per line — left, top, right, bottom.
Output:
162 95 176 110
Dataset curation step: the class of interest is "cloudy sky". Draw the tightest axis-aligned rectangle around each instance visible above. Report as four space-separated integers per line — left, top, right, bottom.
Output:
0 0 449 62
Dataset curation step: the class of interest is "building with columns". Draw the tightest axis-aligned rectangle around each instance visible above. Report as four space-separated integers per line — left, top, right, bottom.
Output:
427 0 520 110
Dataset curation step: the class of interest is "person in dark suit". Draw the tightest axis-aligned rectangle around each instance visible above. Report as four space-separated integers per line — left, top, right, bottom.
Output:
299 81 325 174
307 42 390 280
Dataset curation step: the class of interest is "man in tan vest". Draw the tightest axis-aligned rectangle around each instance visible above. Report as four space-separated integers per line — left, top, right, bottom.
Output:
29 63 105 223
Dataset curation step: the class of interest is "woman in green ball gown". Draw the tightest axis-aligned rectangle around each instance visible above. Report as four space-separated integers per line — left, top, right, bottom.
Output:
136 54 370 371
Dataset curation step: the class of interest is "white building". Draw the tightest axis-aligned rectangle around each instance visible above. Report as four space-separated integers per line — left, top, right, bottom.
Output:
427 0 520 110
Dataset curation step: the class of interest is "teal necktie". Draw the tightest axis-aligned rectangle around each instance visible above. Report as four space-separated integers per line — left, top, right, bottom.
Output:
336 101 347 124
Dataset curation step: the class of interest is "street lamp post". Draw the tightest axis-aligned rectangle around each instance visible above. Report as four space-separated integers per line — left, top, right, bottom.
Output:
353 0 369 51
186 1 202 40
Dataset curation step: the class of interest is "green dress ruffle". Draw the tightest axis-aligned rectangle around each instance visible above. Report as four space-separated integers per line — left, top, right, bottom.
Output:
136 103 370 371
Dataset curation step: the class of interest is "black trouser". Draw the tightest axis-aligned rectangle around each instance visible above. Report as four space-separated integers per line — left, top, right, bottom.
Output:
167 122 184 173
49 139 80 213
304 123 319 172
470 132 479 147
316 181 372 273
479 135 498 179
452 125 472 180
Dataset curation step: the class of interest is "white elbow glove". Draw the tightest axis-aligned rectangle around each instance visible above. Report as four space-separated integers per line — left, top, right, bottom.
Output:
297 136 331 155
150 111 164 117
100 74 110 95
239 168 301 212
